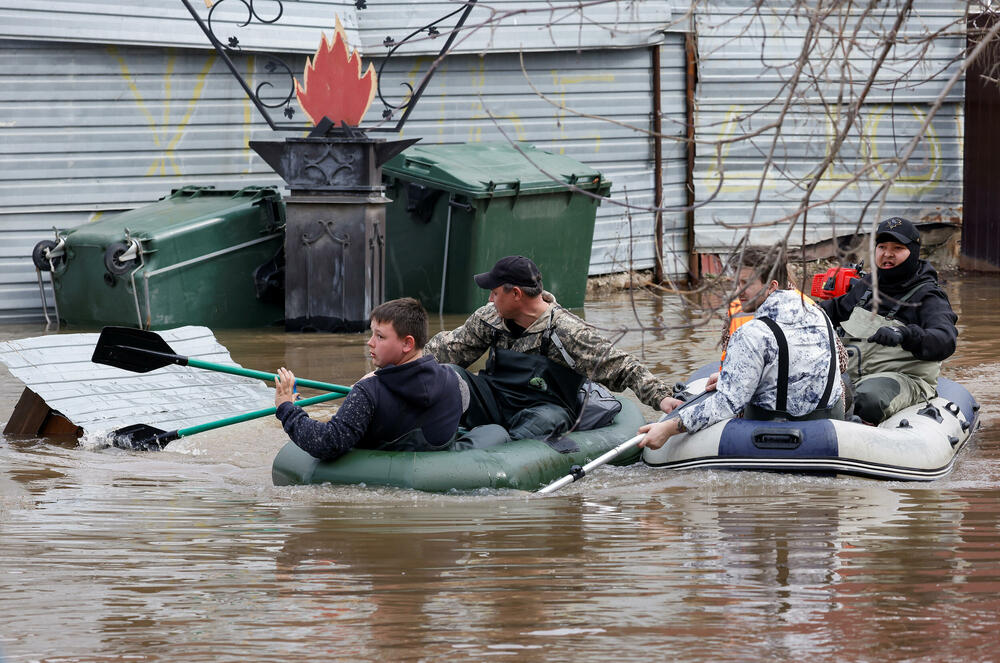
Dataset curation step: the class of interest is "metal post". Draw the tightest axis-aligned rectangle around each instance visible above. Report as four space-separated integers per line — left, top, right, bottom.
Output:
35 270 51 327
685 32 700 284
439 199 453 316
651 45 665 284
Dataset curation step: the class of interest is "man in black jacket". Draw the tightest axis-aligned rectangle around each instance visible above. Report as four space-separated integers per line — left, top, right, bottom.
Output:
819 217 958 424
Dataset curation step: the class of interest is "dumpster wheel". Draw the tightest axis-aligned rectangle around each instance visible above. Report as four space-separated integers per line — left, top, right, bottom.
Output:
32 239 66 271
104 240 141 276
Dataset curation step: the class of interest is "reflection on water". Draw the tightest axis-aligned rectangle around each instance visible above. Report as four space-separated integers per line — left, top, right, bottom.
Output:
2 276 1000 661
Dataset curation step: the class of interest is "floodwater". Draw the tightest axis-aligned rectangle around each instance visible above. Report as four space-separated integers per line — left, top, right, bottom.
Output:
2 275 1000 662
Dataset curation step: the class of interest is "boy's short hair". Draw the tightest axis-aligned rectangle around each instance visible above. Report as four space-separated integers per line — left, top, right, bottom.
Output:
370 297 429 348
738 246 788 289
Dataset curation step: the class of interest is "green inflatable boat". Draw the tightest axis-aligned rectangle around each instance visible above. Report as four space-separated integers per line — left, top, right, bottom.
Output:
271 397 647 492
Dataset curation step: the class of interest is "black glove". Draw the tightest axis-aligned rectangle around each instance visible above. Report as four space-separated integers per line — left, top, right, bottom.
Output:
867 326 905 347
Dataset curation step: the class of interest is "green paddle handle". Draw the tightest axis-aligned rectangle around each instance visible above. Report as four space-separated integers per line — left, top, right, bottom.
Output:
185 358 351 394
175 390 347 438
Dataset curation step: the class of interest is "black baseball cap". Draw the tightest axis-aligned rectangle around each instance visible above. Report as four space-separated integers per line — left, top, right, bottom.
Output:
875 216 921 247
474 256 543 290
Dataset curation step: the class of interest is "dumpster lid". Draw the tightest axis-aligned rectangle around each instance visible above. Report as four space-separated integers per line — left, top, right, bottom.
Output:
382 143 607 199
63 186 281 242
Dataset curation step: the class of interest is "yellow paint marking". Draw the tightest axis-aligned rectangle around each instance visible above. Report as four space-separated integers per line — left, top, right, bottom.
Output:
551 73 615 85
866 105 942 195
109 46 216 176
700 103 947 196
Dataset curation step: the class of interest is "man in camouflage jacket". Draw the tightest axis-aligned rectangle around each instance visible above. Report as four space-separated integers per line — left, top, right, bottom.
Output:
425 256 676 443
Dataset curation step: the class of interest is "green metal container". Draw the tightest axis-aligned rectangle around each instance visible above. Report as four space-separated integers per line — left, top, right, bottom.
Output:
382 143 611 313
46 186 285 329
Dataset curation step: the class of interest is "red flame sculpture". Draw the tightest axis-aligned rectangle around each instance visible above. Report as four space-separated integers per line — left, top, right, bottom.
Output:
295 16 377 127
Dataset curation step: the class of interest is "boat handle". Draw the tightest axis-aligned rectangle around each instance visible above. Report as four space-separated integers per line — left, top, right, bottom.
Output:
752 428 803 450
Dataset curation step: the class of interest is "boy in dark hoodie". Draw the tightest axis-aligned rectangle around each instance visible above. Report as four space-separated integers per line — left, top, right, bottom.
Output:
819 217 958 424
273 298 464 460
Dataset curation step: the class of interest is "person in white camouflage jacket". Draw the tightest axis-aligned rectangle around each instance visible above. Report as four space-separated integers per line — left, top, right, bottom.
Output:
424 256 676 443
640 246 845 450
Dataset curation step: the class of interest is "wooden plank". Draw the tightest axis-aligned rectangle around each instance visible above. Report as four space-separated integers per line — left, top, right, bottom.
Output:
3 386 82 438
3 387 50 435
39 411 82 438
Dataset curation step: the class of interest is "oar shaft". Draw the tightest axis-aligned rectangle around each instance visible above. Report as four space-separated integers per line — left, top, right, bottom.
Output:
119 389 350 451
537 433 644 494
175 390 347 438
185 358 350 394
537 389 714 494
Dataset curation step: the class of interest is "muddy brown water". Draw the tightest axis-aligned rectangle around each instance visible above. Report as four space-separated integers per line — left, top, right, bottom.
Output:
2 275 1000 662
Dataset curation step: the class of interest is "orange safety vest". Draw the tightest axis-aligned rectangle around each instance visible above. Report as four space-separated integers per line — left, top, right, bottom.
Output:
721 289 813 363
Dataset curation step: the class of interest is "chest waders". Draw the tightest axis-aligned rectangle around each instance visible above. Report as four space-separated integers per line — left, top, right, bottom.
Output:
459 310 585 439
743 313 844 421
838 283 939 395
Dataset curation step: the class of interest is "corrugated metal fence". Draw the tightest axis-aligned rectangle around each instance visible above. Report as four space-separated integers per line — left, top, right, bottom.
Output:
692 1 965 254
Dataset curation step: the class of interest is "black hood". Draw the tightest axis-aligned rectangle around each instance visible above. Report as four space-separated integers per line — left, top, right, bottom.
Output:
375 355 453 409
870 258 939 297
874 217 922 290
875 247 922 290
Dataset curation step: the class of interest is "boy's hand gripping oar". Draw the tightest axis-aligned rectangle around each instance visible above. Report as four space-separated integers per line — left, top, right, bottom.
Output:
91 326 351 394
111 390 346 451
537 389 712 495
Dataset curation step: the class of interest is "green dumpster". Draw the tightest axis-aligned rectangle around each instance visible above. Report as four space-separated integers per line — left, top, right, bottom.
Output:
33 186 285 329
382 143 611 313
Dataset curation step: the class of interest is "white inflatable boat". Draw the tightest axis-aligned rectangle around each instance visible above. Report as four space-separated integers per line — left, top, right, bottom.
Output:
642 368 979 481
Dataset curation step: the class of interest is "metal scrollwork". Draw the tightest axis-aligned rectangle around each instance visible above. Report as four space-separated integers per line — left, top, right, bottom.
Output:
375 2 475 125
207 0 284 50
301 220 350 248
256 58 296 114
299 143 359 187
200 0 296 120
179 0 477 134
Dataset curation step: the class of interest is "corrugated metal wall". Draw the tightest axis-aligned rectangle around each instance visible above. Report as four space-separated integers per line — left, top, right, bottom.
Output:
0 20 688 321
352 1 674 54
0 1 361 53
0 1 673 54
692 1 966 253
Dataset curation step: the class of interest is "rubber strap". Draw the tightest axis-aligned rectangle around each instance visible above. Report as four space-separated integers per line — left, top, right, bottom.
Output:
759 313 838 414
885 281 931 319
758 317 789 413
817 312 837 410
859 278 932 320
547 328 576 369
540 308 576 369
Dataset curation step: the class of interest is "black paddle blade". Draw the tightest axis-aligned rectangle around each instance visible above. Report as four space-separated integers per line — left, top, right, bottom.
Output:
91 326 183 373
111 423 172 451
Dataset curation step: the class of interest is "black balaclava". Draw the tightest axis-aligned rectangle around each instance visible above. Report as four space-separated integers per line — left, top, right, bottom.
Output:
873 216 921 290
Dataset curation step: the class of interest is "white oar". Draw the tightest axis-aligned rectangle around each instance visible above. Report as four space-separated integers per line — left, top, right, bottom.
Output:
538 389 712 494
